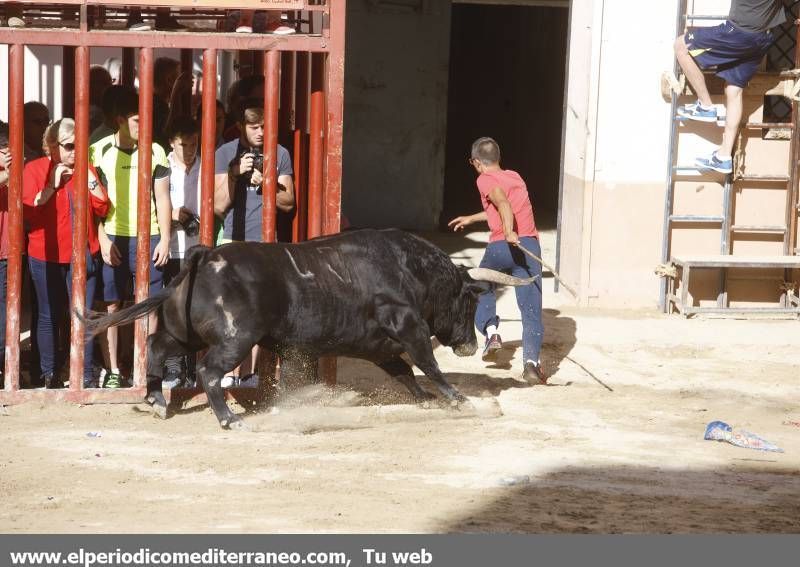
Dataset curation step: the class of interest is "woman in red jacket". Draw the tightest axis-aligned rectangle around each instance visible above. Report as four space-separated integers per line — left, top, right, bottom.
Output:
23 118 109 389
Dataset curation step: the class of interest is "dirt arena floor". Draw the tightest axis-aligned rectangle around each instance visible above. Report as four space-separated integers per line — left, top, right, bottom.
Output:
1 228 798 534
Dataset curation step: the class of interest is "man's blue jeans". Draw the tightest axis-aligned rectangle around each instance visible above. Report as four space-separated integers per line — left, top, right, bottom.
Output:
474 236 543 364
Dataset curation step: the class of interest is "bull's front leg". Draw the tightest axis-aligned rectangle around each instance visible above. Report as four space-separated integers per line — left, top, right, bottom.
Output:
376 304 470 409
377 357 436 404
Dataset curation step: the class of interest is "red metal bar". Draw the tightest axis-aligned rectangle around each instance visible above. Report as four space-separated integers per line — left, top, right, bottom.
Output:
307 54 325 240
324 0 345 237
292 52 310 242
133 47 154 388
262 50 280 243
295 52 310 134
292 130 307 243
122 47 136 87
0 29 318 52
4 44 24 391
62 46 76 118
199 48 218 247
69 45 90 391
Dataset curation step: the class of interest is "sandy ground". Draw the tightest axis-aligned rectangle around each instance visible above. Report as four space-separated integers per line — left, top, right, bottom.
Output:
0 228 798 534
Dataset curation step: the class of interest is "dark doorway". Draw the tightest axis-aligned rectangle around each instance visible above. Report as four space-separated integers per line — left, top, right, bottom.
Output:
441 3 569 232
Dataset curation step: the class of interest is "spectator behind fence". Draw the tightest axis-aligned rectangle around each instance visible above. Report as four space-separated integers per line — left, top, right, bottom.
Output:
162 116 201 389
153 57 180 149
213 99 294 388
0 122 10 386
103 57 122 86
22 118 110 389
89 66 113 135
90 88 172 389
223 75 265 141
23 102 50 163
90 84 127 145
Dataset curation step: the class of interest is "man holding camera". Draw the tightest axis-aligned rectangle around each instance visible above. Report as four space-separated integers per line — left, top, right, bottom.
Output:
213 98 294 388
213 98 294 242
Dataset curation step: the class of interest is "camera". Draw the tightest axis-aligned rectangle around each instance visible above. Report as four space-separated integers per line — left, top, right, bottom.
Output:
180 214 201 237
251 147 264 173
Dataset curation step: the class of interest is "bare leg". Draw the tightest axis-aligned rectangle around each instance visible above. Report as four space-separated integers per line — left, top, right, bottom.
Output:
674 34 712 107
105 302 120 370
719 84 743 157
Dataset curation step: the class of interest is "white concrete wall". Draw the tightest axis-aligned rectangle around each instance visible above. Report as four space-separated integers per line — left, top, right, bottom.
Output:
560 0 719 308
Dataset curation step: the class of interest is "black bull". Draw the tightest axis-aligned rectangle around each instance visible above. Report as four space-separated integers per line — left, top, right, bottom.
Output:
83 229 535 429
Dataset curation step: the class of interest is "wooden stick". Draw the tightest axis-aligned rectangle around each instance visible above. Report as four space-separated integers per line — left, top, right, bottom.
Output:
515 243 579 298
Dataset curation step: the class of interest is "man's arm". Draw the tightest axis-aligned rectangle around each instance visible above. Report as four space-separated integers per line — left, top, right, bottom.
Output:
448 211 487 231
276 174 295 212
153 175 172 267
213 172 231 217
487 186 518 245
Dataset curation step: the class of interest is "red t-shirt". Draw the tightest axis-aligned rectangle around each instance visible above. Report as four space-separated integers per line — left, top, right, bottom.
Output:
476 169 538 242
22 157 109 263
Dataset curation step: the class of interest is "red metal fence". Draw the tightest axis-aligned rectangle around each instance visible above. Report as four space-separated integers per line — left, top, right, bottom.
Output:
0 0 345 403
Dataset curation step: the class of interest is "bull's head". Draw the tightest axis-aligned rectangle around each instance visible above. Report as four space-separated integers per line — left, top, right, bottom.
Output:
435 267 538 357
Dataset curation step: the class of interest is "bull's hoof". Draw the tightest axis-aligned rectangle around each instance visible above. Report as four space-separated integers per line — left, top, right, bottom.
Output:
419 399 437 410
152 403 168 420
144 394 168 419
220 415 251 431
444 395 474 412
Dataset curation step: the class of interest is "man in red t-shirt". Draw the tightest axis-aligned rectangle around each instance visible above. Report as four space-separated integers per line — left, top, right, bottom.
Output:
448 137 546 386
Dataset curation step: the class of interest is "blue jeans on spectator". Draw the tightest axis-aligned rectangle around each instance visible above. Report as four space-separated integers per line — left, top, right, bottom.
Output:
474 236 543 364
28 254 99 379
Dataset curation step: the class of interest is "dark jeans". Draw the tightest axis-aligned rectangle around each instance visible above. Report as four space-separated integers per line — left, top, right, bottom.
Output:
28 255 99 378
474 236 544 364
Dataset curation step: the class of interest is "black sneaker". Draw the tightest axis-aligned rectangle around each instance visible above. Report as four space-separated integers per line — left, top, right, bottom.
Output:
83 376 99 389
481 334 503 361
521 361 547 386
43 372 63 389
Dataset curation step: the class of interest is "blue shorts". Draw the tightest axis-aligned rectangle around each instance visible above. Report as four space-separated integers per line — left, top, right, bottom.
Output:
685 21 775 88
101 235 164 302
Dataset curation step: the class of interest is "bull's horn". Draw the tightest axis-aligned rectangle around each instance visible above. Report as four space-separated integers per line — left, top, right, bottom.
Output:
467 268 538 286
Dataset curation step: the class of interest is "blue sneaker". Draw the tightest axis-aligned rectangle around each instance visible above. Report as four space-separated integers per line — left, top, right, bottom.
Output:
695 152 732 174
677 101 718 122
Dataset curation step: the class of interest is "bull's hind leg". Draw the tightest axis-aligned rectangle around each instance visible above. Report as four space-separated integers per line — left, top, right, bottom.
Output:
145 331 188 419
377 357 436 404
196 341 254 430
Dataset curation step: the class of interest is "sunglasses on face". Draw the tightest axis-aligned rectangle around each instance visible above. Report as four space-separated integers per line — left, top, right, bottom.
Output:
59 142 76 152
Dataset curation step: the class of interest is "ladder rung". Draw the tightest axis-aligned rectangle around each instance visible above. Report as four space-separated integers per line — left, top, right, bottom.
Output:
736 174 790 182
669 215 724 223
730 225 787 233
672 164 727 173
743 122 794 130
684 14 727 21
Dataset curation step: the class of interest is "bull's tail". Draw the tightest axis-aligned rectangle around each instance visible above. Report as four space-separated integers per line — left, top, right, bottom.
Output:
79 245 213 337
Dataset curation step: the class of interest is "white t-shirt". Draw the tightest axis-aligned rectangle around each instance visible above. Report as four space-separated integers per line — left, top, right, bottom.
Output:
168 152 201 258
